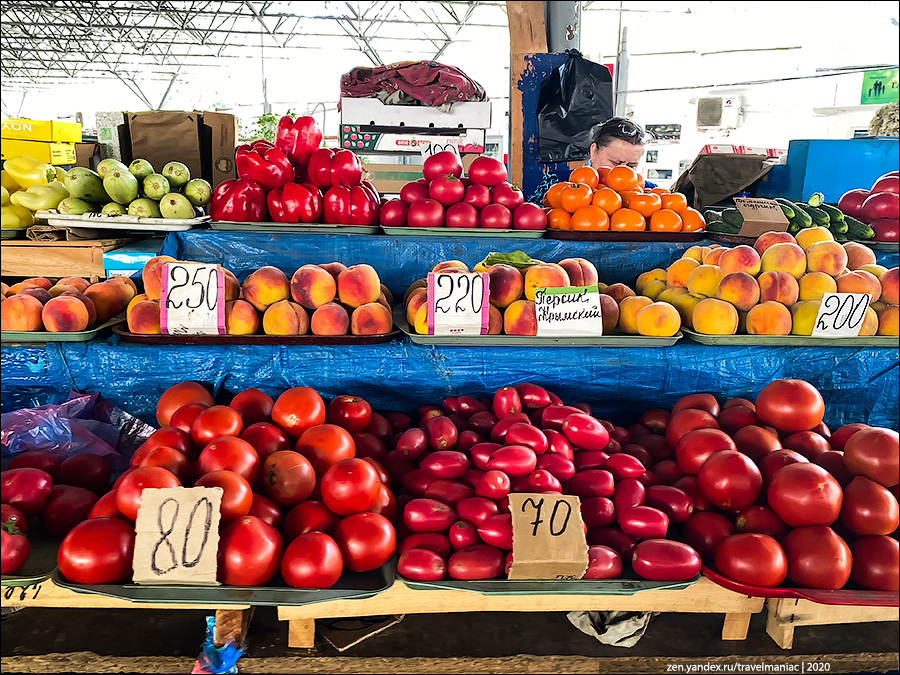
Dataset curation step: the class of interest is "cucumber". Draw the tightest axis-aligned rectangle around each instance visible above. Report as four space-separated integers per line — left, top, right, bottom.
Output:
844 215 875 240
703 210 723 223
799 203 830 227
833 221 849 235
834 233 848 242
772 198 795 220
707 219 742 234
807 191 825 208
818 203 844 224
788 221 801 234
721 208 744 227
789 202 814 228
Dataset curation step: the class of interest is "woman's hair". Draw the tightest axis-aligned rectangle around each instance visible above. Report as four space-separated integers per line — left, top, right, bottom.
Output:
590 117 650 149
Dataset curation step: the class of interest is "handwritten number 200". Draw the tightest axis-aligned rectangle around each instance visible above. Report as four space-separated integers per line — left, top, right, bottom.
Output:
150 497 213 576
816 295 867 332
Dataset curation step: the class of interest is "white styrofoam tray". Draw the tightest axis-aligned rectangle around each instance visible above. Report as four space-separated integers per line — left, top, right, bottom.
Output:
36 210 208 232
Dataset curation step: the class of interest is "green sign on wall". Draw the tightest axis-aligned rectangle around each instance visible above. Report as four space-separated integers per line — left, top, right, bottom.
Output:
861 68 899 105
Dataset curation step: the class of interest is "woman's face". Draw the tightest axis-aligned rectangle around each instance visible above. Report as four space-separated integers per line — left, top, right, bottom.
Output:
589 138 644 170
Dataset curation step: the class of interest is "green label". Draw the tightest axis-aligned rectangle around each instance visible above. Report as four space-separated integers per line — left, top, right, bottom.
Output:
861 68 899 106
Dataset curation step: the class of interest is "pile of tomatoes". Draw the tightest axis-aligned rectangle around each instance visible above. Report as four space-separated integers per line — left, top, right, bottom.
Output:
543 165 706 234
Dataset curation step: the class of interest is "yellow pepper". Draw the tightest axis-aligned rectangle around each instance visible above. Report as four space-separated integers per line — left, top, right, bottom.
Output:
1 204 35 229
4 156 56 189
9 181 69 211
1 186 9 206
1 170 22 193
55 166 68 182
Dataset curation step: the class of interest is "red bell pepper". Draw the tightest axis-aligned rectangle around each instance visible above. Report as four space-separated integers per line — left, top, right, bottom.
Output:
323 185 351 224
267 183 322 224
235 144 293 192
349 185 380 225
251 139 275 152
210 178 268 222
275 115 323 169
308 149 363 190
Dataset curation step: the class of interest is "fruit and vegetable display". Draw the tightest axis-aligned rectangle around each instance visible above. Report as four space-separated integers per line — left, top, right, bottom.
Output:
2 158 66 231
632 232 899 337
125 256 394 337
402 252 682 338
379 152 547 231
1 274 136 333
542 165 706 234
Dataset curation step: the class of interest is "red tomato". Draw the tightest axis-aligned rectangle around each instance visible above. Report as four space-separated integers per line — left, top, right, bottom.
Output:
781 431 831 460
767 463 842 527
169 403 209 437
281 531 344 588
561 413 610 451
194 470 253 523
714 533 788 587
861 191 900 222
229 388 274 426
333 511 396 572
54 453 112 495
407 199 445 227
732 425 781 462
320 458 380 516
671 393 720 418
363 413 393 444
850 535 899 591
829 423 870 451
142 426 195 460
758 449 809 487
7 451 60 478
403 498 457 533
455 497 499 527
734 505 787 540
782 525 852 589
295 424 356 475
839 476 900 535
217 516 283 586
491 182 524 211
463 183 492 211
423 151 463 181
325 395 372 434
399 181 429 205
368 483 398 522
88 490 126 520
631 539 701 581
398 548 446 581
716 406 761 436
618 505 669 540
837 189 870 220
681 511 734 561
283 500 340 542
240 422 292 462
1 467 53 518
247 493 283 531
379 198 409 226
198 436 260 484
447 543 505 579
467 156 508 187
428 174 466 207
697 450 762 511
191 405 244 448
1 503 28 534
587 527 637 561
41 485 98 536
566 469 614 498
398 532 451 559
57 517 136 584
843 427 899 488
583 545 623 579
261 450 316 508
479 203 512 229
132 445 189 482
477 513 513 549
116 466 181 521
813 451 854 488
755 379 824 434
665 409 720 448
444 201 479 228
271 387 327 439
156 381 214 427
1 522 30 575
644 485 694 523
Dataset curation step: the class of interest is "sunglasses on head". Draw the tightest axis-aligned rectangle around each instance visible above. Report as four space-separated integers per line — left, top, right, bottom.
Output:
611 120 646 140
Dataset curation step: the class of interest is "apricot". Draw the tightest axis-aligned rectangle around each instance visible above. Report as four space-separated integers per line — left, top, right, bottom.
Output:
337 264 381 309
691 298 739 335
524 263 570 301
58 276 91 293
242 266 290 312
686 265 723 298
760 242 806 280
291 264 337 310
618 296 654 334
666 258 701 288
746 301 792 335
805 241 848 277
879 268 899 305
598 294 619 334
635 301 681 337
836 270 882 305
790 301 821 336
503 299 537 336
83 280 130 323
657 286 688 304
321 262 349 279
602 283 636 303
263 300 309 336
754 231 797 256
718 246 762 277
758 271 800 306
141 255 177 300
682 246 704 262
558 258 599 287
795 227 834 251
0 294 44 331
351 302 393 335
406 288 428 326
670 292 705 330
642 279 668 301
224 299 259 335
487 264 525 308
860 307 879 337
488 305 503 335
310 302 350 336
60 291 97 327
716 272 760 312
636 268 667 294
877 305 899 336
126 299 162 335
798 272 837 302
842 242 877 270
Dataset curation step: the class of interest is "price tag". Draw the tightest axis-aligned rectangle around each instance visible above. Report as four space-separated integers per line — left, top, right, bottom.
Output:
811 293 872 337
160 262 226 335
427 271 490 336
535 286 604 337
418 138 461 159
508 493 588 580
132 487 222 586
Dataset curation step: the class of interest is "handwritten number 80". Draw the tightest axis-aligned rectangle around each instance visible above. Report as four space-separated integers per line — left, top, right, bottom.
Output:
150 497 213 576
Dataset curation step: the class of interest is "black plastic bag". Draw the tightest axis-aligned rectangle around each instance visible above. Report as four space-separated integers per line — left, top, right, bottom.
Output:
537 50 614 163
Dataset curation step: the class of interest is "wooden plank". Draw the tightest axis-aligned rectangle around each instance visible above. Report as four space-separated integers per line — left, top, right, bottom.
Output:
720 612 752 640
1 238 138 278
214 607 254 647
288 618 317 649
766 597 899 650
2 238 135 248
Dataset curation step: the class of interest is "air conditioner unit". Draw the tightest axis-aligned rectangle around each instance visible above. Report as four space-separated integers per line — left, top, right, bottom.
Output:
696 96 743 130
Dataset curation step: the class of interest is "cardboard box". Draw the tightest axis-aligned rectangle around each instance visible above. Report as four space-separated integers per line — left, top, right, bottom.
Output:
1 118 82 143
734 197 790 237
1 138 77 165
699 144 740 154
198 111 238 188
125 111 203 181
362 162 423 194
102 237 162 278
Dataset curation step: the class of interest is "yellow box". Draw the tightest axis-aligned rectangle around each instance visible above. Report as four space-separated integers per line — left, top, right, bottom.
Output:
1 138 78 165
1 118 82 143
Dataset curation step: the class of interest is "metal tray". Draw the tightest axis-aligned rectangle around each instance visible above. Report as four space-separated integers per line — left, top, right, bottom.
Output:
546 230 705 242
38 210 208 232
680 328 898 347
393 306 682 347
51 562 395 607
403 572 700 595
112 324 401 346
211 220 379 235
1 313 127 344
1 229 26 239
381 226 544 238
1 527 61 588
864 241 899 253
702 566 898 607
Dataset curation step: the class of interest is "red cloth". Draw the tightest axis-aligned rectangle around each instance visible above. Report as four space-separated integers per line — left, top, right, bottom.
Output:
340 60 488 109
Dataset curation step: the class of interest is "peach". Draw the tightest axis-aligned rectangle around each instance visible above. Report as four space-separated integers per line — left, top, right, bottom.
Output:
666 258 701 288
657 287 688 304
242 266 290 312
432 260 469 274
126 299 162 335
860 307 879 337
795 227 834 251
602 283 636 304
879 268 899 305
524 263 570 301
635 302 681 337
405 279 427 304
503 299 537 336
224 299 259 335
754 231 797 256
805 241 848 277
15 287 52 304
746 301 792 335
41 295 90 332
703 247 727 266
737 310 748 335
58 276 91 293
798 272 838 302
719 246 762 277
642 279 668 301
337 264 381 309
83 280 129 323
636 269 667 294
599 294 619 334
760 242 806 280
376 292 390 311
0 282 8 297
141 255 177 300
351 302 393 335
414 303 429 335
291 264 337 310
60 291 97 327
310 302 350 336
558 258 599 287
686 265 723 298
488 264 525 308
406 288 428 326
872 300 887 313
106 276 137 303
223 269 241 302
716 272 760 312
596 282 608 293
618 296 654 334
263 300 309 336
380 285 394 307
843 242 877 270
758 271 800 306
858 264 888 279
6 282 43 295
20 277 53 291
127 293 150 315
789 301 821 336
488 304 503 335
692 298 739 335
682 246 704 262
670 293 706 330
321 262 349 279
48 284 77 297
0 294 44 331
877 305 899 336
837 270 882 305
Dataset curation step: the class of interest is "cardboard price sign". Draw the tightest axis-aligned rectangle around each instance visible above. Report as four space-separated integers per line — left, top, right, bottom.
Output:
534 286 604 337
160 262 226 335
811 293 871 337
733 197 789 237
418 138 461 159
427 271 490 336
132 487 222 586
508 493 589 580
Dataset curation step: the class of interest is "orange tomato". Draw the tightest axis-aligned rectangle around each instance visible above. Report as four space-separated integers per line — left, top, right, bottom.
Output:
648 187 669 195
649 209 684 232
628 192 663 218
547 207 572 230
570 205 610 231
596 166 612 186
610 208 647 232
637 173 646 188
591 187 623 215
560 182 593 213
568 166 601 190
680 207 706 232
618 190 638 208
545 183 566 209
660 192 688 213
606 165 639 192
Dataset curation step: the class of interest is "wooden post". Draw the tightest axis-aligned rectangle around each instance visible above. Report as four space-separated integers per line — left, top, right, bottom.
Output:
214 608 254 648
288 618 317 649
721 612 752 640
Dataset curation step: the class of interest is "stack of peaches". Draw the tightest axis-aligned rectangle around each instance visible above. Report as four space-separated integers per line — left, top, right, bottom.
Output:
633 229 899 337
1 275 135 333
126 256 394 337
